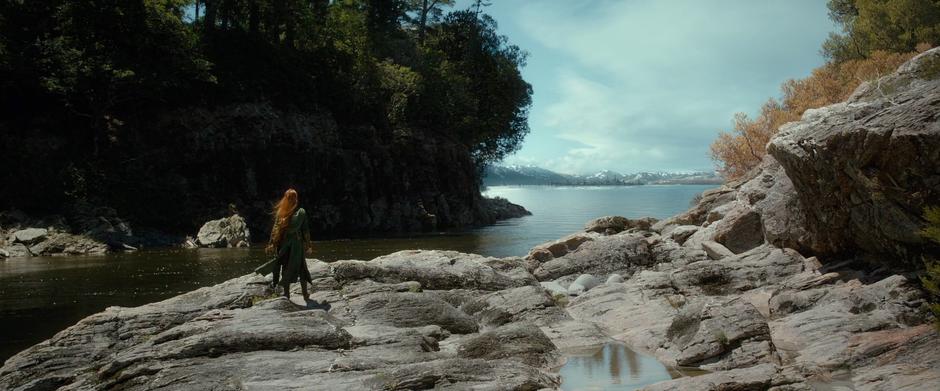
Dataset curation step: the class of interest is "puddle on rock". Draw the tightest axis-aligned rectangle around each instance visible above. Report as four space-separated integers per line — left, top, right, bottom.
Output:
559 343 705 390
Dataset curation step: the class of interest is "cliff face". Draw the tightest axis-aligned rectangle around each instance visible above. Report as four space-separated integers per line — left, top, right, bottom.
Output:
768 48 940 265
656 48 940 267
2 102 524 240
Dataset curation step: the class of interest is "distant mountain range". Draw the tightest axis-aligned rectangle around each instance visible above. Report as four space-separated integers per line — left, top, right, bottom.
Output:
483 165 723 186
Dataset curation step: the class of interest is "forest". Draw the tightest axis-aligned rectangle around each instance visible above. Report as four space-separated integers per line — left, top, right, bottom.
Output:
0 0 532 234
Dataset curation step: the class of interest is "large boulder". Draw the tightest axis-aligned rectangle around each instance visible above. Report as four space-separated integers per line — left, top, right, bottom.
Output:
351 291 478 334
767 48 940 265
737 157 814 253
459 285 557 327
331 250 535 290
670 299 774 369
195 214 251 248
584 215 658 234
457 323 560 368
525 232 597 261
533 233 652 280
12 228 47 244
566 274 599 296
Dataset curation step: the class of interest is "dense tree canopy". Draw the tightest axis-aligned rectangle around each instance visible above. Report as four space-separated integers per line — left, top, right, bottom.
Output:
0 0 531 172
823 0 940 63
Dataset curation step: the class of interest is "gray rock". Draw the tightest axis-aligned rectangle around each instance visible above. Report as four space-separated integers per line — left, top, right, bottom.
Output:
767 47 940 265
671 299 773 369
525 232 597 261
737 157 814 253
567 274 599 296
12 228 47 244
533 233 651 281
460 285 558 327
479 196 532 220
667 225 699 245
701 240 734 260
0 248 7 258
583 216 659 235
641 364 809 391
332 250 535 290
0 257 566 391
540 281 568 297
195 214 251 248
671 246 805 296
605 273 624 284
584 215 631 233
28 232 109 256
712 204 764 253
352 291 478 334
4 243 31 257
457 322 561 368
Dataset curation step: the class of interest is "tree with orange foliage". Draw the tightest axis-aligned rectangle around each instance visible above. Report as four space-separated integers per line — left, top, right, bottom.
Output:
711 49 923 180
711 0 940 180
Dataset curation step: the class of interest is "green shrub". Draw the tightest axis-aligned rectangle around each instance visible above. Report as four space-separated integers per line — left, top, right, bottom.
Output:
921 206 940 331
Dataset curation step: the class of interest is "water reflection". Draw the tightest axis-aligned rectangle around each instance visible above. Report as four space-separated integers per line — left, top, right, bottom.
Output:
560 343 686 390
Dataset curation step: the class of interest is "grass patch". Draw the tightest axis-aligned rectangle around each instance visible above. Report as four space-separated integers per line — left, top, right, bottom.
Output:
551 293 570 308
250 293 281 306
916 53 940 80
666 313 700 342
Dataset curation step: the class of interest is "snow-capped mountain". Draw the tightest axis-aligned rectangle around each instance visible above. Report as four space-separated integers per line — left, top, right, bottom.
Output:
483 165 722 186
483 165 574 185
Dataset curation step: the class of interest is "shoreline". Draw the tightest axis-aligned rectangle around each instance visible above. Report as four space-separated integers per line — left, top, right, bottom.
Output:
3 208 936 390
0 195 531 259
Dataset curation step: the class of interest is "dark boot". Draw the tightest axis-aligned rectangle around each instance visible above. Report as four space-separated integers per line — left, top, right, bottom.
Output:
282 282 291 299
301 281 309 301
270 266 281 290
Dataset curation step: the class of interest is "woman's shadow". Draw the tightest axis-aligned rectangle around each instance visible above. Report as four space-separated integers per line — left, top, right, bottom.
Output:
289 295 331 311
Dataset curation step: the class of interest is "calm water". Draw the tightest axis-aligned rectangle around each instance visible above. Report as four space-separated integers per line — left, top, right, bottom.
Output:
560 343 705 390
0 185 713 365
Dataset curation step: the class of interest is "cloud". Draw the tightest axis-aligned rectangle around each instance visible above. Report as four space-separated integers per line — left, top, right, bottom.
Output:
500 0 834 174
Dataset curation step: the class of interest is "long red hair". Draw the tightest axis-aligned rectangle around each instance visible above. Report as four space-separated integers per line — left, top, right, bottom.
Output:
267 188 299 252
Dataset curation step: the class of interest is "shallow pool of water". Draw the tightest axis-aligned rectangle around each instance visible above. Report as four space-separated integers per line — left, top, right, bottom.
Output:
559 343 704 390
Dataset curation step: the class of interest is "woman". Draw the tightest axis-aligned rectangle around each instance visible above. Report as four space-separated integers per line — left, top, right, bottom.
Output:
264 188 313 299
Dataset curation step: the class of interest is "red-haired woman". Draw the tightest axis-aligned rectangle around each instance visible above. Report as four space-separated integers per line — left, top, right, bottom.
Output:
263 188 313 299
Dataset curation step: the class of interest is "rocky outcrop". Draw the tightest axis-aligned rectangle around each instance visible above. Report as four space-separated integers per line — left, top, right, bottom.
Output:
1 210 110 256
0 251 577 390
3 213 938 390
0 205 183 257
584 215 657 234
195 214 251 248
479 196 532 221
768 48 940 264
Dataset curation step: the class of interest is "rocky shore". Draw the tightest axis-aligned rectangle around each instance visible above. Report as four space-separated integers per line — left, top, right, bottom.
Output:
2 43 939 391
0 196 529 257
1 216 936 390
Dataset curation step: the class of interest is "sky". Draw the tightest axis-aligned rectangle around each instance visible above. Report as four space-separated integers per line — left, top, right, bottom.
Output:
453 0 838 174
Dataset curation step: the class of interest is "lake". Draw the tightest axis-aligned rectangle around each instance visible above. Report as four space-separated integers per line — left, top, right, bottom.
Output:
0 184 714 372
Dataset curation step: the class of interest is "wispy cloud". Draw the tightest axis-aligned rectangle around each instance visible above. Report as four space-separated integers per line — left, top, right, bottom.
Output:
495 0 835 174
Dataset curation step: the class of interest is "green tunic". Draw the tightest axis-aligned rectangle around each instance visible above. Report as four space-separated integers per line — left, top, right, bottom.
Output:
255 207 312 284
